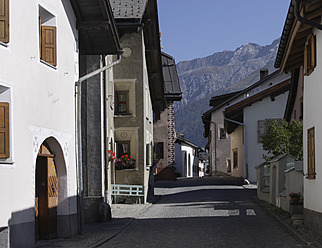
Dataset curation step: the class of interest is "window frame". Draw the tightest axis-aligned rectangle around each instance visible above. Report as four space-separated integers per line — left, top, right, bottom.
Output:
116 141 131 157
0 102 9 159
232 148 238 168
39 7 57 67
115 91 129 115
304 34 316 76
307 127 316 179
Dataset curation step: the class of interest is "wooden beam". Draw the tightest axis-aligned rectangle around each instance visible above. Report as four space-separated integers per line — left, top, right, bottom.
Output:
98 0 109 19
285 61 304 72
77 20 110 31
305 7 322 20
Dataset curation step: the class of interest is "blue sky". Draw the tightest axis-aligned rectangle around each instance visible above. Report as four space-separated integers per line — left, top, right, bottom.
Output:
157 0 291 62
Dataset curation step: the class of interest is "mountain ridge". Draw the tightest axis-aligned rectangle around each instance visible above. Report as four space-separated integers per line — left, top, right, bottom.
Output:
174 38 280 147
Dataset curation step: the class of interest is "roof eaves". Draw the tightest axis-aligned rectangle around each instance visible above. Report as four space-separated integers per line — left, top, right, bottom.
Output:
225 78 291 117
214 70 281 112
275 1 295 69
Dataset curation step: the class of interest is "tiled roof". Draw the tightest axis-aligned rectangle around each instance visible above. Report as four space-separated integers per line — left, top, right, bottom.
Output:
110 0 148 19
161 52 182 102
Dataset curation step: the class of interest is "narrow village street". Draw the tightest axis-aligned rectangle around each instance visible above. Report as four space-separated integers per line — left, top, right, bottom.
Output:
99 176 305 248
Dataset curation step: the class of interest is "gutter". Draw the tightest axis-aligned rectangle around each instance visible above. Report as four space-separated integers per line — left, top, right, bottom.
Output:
75 53 122 234
224 118 248 180
294 0 322 31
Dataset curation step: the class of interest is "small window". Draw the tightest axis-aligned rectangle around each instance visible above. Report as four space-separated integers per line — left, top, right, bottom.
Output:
307 127 316 179
304 34 316 76
116 141 130 157
0 102 9 158
0 0 9 43
263 164 270 187
219 128 226 139
39 6 57 67
232 148 238 168
258 119 280 143
115 91 129 115
157 142 164 159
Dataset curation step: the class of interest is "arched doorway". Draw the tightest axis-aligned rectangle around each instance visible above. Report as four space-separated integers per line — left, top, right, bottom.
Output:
35 142 57 239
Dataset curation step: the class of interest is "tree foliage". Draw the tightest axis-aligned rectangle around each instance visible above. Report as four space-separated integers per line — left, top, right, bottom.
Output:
261 120 303 161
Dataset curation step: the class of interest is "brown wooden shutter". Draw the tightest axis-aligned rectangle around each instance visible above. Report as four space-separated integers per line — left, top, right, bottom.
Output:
307 127 316 179
311 35 316 69
0 102 9 158
0 0 9 43
41 26 56 66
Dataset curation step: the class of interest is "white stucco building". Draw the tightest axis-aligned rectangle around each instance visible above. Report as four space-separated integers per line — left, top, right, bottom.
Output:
202 70 290 180
274 0 322 236
224 73 291 182
0 0 79 246
175 136 199 178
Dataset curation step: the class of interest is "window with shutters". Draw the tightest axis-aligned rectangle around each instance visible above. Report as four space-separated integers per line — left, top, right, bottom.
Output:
0 102 9 158
307 127 316 179
0 0 9 43
39 6 57 67
304 34 316 76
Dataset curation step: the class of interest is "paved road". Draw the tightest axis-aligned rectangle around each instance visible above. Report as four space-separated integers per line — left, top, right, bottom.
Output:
100 176 305 248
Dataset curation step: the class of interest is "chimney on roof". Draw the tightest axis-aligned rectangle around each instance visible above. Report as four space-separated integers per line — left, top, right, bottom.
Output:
260 68 269 80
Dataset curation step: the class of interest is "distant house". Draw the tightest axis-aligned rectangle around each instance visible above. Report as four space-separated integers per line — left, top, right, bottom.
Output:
274 0 322 236
175 136 200 177
202 69 290 179
202 91 242 175
224 73 291 182
154 52 182 179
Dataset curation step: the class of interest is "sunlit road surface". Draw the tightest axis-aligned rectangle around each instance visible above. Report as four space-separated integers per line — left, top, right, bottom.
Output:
101 177 304 248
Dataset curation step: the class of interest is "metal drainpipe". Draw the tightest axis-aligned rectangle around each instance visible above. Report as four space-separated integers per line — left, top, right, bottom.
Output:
294 0 322 30
224 118 248 180
75 53 122 234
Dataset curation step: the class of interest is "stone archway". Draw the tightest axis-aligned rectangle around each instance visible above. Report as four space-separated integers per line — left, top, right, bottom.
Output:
35 137 68 239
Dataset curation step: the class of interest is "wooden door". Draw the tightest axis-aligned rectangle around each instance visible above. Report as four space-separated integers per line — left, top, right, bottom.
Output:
35 144 57 239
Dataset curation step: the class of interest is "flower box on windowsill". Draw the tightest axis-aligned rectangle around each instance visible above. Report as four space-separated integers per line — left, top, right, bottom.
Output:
115 155 136 170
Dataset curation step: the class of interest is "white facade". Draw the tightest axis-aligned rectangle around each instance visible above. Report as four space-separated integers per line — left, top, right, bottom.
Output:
303 28 322 215
0 0 78 246
242 93 288 182
226 73 290 183
174 140 198 178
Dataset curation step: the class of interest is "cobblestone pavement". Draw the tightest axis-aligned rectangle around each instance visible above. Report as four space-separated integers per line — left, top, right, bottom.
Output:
99 176 318 248
37 176 322 248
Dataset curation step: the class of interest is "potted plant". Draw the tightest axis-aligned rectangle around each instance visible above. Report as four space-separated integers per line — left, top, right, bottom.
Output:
108 150 116 162
115 154 135 170
289 192 301 203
